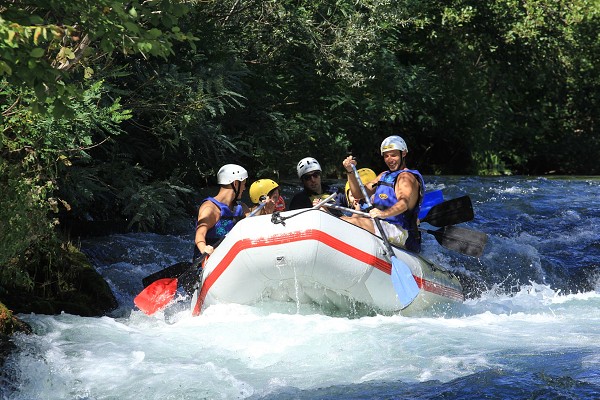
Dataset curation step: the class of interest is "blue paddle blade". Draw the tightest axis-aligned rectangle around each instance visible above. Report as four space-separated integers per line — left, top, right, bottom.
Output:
391 256 421 308
418 190 444 220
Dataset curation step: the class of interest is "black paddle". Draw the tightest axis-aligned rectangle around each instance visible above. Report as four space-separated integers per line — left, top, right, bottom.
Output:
142 260 196 288
419 195 474 227
420 225 488 258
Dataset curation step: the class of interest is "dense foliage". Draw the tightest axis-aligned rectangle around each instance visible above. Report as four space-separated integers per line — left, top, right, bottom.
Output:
1 0 598 305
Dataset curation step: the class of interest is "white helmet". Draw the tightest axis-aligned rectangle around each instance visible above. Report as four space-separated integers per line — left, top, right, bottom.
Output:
296 157 322 178
380 135 408 155
217 164 248 185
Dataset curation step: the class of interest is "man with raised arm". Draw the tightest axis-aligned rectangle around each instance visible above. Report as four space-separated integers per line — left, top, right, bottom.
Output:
342 136 425 252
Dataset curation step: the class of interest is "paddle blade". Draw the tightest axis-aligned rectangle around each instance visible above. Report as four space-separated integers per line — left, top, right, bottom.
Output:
390 256 421 308
420 196 474 227
178 262 203 295
134 278 178 315
418 190 444 220
428 226 488 257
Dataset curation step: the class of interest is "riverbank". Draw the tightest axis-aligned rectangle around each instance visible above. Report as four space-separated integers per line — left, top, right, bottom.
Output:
0 242 119 369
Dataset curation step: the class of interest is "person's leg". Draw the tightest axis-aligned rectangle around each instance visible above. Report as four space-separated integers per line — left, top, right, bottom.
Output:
379 221 408 247
340 215 375 234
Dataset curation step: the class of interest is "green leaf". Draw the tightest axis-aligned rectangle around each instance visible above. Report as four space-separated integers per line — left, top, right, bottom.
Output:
0 61 13 76
30 48 45 58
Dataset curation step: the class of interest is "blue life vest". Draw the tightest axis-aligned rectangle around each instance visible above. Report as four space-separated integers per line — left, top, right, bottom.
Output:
372 169 425 252
194 197 244 259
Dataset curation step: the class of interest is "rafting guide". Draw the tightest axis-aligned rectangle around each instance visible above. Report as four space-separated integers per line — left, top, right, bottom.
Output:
342 135 425 253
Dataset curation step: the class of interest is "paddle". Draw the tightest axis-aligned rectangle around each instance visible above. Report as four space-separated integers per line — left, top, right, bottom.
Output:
133 277 179 315
419 195 474 227
418 190 444 220
350 165 420 308
420 225 488 258
134 201 268 315
142 261 193 288
323 203 488 257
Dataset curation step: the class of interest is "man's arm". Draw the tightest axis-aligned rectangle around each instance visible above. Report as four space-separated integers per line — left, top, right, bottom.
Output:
195 202 220 254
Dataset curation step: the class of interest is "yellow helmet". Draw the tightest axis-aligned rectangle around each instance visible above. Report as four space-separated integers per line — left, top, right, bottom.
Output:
345 168 377 196
249 179 279 204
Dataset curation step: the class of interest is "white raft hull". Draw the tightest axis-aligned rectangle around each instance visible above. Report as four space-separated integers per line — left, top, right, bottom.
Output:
191 209 463 316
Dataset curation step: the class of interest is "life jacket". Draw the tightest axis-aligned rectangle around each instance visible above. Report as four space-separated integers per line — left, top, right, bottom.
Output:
359 200 371 212
372 169 425 252
193 197 244 259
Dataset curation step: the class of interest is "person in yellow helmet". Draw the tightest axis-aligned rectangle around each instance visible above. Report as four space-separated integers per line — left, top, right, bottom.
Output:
249 179 286 215
345 168 377 210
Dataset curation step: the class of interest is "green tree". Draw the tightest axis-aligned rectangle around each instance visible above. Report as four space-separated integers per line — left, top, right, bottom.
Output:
1 0 197 304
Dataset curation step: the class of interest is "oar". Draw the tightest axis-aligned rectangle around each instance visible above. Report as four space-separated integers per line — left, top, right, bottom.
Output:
133 277 179 315
420 195 474 227
420 225 488 258
350 165 420 308
418 190 444 220
134 201 268 315
135 246 210 315
323 203 488 257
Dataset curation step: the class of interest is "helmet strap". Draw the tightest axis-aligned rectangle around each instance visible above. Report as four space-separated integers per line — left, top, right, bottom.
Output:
231 181 241 205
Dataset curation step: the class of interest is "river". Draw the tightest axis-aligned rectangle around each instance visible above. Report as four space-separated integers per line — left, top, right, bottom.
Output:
2 176 599 399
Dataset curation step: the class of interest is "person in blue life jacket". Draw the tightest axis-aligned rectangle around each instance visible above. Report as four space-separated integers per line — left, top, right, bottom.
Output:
194 164 250 260
342 136 425 252
249 178 286 215
289 157 346 214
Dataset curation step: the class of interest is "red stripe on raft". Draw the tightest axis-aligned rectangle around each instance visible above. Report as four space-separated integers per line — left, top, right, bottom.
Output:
415 276 464 301
192 229 463 315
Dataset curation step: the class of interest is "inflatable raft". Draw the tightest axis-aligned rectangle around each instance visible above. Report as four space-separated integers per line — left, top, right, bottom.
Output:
190 209 464 316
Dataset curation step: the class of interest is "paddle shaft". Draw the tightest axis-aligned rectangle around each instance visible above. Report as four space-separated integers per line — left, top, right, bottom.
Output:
350 165 395 251
248 201 267 217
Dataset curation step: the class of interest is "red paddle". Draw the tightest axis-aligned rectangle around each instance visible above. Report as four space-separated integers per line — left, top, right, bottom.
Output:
134 278 178 315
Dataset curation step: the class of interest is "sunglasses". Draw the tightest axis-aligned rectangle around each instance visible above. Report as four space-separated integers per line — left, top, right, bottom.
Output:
302 171 321 181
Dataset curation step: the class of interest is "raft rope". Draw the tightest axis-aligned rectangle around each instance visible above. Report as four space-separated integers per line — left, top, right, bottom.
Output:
271 193 337 226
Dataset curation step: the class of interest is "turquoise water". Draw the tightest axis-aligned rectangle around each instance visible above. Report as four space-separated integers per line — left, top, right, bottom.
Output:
2 176 599 399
